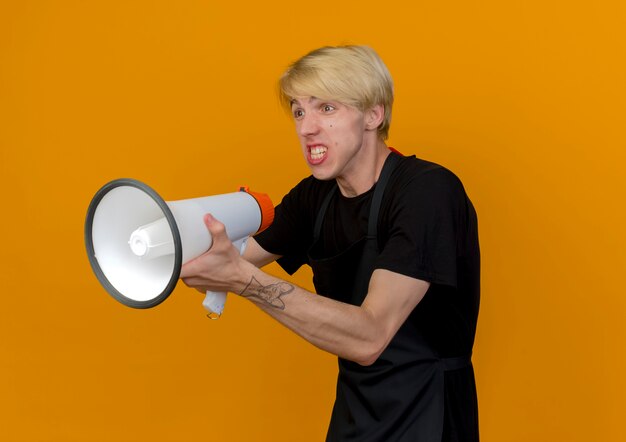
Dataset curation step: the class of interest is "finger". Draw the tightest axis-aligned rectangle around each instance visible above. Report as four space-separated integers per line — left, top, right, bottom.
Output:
179 215 223 279
179 261 197 279
180 276 206 293
204 213 228 241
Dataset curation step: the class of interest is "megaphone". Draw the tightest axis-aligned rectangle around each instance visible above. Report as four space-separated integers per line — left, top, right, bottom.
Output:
84 178 274 318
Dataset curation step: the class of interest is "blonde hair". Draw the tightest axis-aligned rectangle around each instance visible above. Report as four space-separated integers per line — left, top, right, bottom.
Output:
279 45 394 140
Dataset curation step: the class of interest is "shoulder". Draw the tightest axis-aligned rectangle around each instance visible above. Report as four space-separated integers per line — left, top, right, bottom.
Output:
389 155 467 201
378 154 477 237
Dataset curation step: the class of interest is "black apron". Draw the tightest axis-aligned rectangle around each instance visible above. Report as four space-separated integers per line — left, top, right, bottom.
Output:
307 153 471 442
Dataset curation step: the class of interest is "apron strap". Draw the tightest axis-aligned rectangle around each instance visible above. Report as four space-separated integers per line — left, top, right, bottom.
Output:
351 153 403 299
313 183 338 243
366 152 401 243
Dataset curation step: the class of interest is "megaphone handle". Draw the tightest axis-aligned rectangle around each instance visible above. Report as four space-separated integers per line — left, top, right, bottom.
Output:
201 237 249 319
203 291 226 320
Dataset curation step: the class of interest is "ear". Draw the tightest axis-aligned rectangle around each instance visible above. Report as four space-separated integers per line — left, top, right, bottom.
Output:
364 104 385 131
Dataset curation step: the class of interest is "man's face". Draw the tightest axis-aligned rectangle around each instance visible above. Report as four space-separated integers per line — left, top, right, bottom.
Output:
290 96 370 181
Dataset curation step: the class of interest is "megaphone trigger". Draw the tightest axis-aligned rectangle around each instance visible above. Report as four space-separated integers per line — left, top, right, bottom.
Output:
200 237 249 319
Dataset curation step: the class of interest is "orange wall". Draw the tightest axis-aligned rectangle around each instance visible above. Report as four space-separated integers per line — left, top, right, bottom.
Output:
1 1 624 441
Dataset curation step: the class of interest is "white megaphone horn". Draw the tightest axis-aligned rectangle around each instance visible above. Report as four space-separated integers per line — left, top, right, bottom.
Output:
84 178 274 318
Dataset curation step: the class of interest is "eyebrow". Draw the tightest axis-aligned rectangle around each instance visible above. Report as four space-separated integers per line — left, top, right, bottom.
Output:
290 96 320 107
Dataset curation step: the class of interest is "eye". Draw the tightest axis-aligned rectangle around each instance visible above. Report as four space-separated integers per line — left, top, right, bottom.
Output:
292 108 304 119
322 104 335 113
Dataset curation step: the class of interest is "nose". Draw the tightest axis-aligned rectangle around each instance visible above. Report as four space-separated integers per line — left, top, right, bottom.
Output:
297 113 320 138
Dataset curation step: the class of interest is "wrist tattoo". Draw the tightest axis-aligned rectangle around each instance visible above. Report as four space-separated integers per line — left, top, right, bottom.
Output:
240 276 294 310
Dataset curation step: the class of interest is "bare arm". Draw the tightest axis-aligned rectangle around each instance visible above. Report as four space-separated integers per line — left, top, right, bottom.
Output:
237 265 428 365
242 237 280 268
181 215 429 366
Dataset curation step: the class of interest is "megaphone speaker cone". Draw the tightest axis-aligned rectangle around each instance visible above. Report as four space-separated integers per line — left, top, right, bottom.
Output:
85 178 183 309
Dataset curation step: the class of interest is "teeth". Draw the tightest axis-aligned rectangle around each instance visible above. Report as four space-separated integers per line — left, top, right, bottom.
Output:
310 146 327 160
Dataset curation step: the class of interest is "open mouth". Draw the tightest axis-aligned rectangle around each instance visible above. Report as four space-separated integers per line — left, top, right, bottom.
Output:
309 145 327 162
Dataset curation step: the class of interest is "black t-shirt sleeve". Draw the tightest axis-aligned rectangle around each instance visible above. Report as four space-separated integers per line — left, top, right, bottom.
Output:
376 167 470 288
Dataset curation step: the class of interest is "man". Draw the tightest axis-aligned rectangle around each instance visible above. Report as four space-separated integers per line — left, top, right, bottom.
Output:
180 45 480 442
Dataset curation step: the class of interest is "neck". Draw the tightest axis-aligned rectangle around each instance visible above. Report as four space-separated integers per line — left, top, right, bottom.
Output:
336 140 391 197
